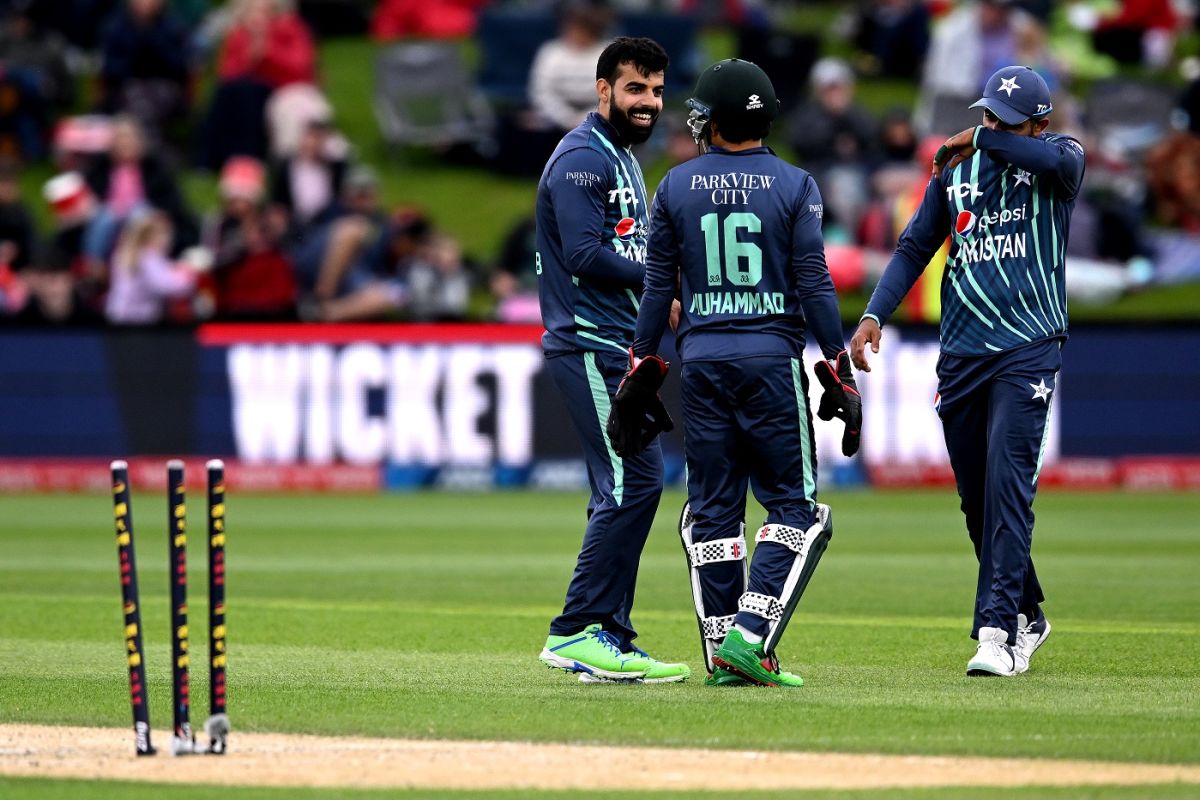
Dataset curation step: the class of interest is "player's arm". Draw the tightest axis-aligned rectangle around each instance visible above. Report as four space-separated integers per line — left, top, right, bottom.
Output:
851 173 950 371
547 148 646 288
791 176 843 360
793 176 861 456
632 181 678 359
972 127 1085 198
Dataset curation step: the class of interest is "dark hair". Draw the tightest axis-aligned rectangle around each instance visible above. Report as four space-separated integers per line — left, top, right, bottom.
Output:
595 37 669 85
713 118 772 145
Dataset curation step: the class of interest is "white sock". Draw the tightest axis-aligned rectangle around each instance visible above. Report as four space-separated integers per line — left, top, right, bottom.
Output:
734 624 763 644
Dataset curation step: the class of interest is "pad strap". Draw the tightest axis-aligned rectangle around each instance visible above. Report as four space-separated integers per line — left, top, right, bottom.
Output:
685 535 747 567
738 592 784 621
701 614 735 640
755 523 811 554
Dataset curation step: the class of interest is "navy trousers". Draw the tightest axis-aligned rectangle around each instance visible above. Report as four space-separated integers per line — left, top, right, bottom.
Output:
936 338 1061 644
545 349 664 650
682 356 819 638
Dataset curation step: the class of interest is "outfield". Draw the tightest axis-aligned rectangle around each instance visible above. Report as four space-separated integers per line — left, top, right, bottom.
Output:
1 488 1198 797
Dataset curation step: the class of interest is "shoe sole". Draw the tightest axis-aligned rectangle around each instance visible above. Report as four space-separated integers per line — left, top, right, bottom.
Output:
539 649 648 680
578 672 689 685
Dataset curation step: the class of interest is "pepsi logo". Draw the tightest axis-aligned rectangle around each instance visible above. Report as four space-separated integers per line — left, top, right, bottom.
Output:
955 211 976 236
615 217 637 240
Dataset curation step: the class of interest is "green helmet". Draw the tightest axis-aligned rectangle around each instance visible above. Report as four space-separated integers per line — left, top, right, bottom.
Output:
686 59 778 146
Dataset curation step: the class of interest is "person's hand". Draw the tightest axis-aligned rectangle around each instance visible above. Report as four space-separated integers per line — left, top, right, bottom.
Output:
850 317 881 372
669 298 682 332
813 351 862 457
606 351 674 458
932 127 978 175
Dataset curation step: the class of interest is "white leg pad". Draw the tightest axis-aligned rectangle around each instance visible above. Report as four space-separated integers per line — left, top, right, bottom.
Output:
680 502 747 673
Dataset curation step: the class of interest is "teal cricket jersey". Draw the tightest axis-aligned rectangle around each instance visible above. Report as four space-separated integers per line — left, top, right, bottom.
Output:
865 126 1085 356
536 112 651 356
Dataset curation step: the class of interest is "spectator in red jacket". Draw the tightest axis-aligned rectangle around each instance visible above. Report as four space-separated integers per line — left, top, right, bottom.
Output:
218 0 316 89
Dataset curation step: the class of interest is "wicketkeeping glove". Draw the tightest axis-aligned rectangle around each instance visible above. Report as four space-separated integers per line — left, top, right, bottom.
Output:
606 350 674 458
813 350 863 457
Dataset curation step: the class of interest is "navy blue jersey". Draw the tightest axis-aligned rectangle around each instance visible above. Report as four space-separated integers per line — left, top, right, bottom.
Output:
536 113 652 355
865 127 1085 356
633 146 844 362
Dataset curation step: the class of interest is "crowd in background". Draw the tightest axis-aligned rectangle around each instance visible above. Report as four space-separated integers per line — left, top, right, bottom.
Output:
0 0 1197 326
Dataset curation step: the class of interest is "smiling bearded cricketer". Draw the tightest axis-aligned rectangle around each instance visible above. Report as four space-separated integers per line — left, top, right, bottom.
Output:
534 37 690 684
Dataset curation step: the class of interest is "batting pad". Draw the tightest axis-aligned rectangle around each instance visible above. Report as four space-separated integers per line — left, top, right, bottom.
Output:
679 502 748 675
741 503 834 656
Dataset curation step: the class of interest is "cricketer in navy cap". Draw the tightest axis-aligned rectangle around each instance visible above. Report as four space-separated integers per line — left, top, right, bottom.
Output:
969 65 1053 126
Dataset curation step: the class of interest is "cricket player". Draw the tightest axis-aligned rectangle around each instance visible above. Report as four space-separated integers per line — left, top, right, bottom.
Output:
851 66 1084 676
535 37 690 684
609 59 862 687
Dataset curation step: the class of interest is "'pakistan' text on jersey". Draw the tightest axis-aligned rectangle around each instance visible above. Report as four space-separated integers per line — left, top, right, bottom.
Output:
536 112 652 355
633 146 844 362
865 127 1085 356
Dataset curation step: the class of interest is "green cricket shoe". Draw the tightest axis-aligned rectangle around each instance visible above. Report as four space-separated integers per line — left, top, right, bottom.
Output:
704 666 747 686
704 665 803 687
540 625 690 683
624 644 690 684
711 630 804 688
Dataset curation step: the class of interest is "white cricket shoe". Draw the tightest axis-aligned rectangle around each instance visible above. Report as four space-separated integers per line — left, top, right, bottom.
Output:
1015 613 1051 672
967 626 1026 677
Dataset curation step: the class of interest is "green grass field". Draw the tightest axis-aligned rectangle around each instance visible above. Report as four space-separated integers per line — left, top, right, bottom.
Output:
1 489 1198 798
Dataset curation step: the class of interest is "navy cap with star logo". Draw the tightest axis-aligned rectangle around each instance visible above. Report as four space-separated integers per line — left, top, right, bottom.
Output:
969 65 1053 126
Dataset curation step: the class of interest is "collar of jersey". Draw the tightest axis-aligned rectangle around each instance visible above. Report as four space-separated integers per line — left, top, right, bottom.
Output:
586 111 628 149
706 145 773 156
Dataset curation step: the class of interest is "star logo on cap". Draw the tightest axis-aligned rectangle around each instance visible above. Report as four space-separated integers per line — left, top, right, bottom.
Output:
1013 169 1031 187
999 76 1021 96
1030 378 1052 403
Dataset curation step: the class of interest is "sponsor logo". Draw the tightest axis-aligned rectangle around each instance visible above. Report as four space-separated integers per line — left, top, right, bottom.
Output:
565 171 601 187
615 217 638 240
1036 103 1049 113
747 94 763 110
809 203 823 219
607 187 639 206
957 205 1027 237
956 211 976 236
946 182 983 202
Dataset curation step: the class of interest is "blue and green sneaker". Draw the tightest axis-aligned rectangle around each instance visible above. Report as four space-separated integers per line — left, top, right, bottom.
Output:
540 625 689 683
711 629 804 688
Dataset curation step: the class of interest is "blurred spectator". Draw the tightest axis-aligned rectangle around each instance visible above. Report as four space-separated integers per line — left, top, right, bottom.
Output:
270 115 348 235
915 0 1032 135
201 156 296 319
104 210 201 324
199 0 317 169
527 1 612 135
218 0 316 89
1146 132 1200 232
370 0 484 40
99 0 194 134
1093 0 1178 68
851 0 930 80
296 165 385 301
51 115 114 173
491 215 538 323
320 208 471 322
265 83 333 159
0 2 75 112
25 0 118 52
788 57 876 234
0 160 35 273
84 115 198 264
41 171 98 300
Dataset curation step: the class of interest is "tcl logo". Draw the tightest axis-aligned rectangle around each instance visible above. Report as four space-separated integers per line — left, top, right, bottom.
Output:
607 187 639 206
945 182 983 202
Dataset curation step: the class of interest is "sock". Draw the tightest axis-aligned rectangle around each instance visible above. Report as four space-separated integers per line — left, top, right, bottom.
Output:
734 624 763 644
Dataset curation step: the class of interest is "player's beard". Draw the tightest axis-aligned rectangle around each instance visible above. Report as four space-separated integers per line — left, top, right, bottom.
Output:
607 98 659 145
